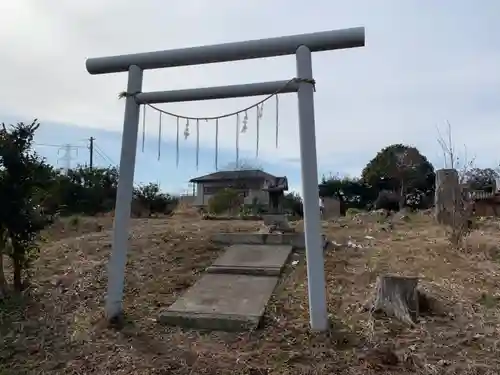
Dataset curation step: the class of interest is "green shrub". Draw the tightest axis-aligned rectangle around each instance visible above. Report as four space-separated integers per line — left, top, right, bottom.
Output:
283 192 303 217
208 188 242 215
133 183 178 216
346 208 364 216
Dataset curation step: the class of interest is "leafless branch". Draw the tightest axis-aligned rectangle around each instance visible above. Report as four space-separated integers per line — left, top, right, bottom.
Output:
436 120 476 184
435 121 476 248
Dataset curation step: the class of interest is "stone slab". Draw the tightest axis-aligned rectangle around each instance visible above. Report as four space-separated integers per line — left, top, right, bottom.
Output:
207 244 292 276
211 232 329 250
211 232 306 249
158 273 279 331
262 214 291 229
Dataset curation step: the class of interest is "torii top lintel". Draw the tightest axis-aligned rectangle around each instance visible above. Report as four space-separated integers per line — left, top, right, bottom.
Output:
86 27 365 75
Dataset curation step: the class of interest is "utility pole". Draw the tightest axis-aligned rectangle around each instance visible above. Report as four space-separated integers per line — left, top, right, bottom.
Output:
89 137 95 169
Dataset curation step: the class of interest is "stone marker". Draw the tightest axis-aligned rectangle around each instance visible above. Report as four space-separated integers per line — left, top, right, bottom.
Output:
435 168 461 226
263 176 288 214
261 213 294 233
322 197 341 219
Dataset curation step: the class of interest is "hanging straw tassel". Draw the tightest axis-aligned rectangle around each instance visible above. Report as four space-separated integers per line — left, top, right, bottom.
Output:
196 119 200 170
176 117 180 168
275 95 279 148
256 107 260 158
235 113 240 167
157 113 162 160
241 111 248 133
184 119 190 139
215 119 219 170
142 105 146 152
256 103 264 158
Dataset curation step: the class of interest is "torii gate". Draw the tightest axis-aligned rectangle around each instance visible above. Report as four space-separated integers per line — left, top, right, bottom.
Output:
86 27 365 331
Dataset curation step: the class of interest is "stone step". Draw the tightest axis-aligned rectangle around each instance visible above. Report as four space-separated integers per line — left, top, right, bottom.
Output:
211 232 329 250
212 232 306 249
206 244 292 276
158 273 279 331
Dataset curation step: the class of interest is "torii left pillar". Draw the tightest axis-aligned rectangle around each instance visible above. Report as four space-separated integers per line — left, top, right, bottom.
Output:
107 64 143 319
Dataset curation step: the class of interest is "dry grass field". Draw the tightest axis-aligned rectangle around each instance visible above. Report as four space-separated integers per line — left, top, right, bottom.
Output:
1 211 500 374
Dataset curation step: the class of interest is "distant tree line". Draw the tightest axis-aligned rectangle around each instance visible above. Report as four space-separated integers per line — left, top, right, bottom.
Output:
211 143 500 217
36 163 178 217
1 120 497 293
319 144 499 213
0 120 178 294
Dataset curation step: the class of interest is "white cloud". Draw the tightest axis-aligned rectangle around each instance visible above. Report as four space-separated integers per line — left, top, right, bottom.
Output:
1 0 499 175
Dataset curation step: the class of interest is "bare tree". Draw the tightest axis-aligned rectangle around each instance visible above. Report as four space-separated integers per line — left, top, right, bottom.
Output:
394 148 421 208
222 159 263 171
436 120 475 184
435 121 474 247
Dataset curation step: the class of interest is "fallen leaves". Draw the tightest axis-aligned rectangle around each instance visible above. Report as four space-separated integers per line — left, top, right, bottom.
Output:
0 214 500 374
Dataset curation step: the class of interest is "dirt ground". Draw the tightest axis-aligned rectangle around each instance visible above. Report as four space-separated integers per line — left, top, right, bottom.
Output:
1 212 500 374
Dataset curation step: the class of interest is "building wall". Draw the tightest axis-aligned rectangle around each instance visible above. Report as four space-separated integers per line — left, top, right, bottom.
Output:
193 178 269 207
194 183 204 206
179 194 196 205
244 189 269 205
474 200 500 217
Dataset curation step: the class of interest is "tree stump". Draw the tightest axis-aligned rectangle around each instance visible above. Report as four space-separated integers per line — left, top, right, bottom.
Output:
371 275 419 326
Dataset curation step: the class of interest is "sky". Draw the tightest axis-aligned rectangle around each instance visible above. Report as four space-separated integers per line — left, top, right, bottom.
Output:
1 0 499 195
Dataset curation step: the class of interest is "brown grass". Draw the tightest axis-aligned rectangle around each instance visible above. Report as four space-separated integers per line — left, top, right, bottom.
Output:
1 213 500 374
173 200 201 218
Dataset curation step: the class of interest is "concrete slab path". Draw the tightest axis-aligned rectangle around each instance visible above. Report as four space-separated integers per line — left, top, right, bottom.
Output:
158 237 305 331
158 273 279 331
206 244 292 276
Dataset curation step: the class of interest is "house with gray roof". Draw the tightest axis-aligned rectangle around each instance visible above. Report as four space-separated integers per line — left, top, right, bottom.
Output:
189 169 288 207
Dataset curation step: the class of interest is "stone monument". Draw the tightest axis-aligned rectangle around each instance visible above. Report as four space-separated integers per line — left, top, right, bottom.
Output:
261 177 293 233
434 168 461 226
321 197 341 219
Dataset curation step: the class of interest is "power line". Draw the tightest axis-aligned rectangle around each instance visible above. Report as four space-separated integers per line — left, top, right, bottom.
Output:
94 148 116 167
34 142 86 149
94 144 114 163
35 138 145 187
33 138 117 172
94 149 112 165
94 143 116 165
93 144 143 187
